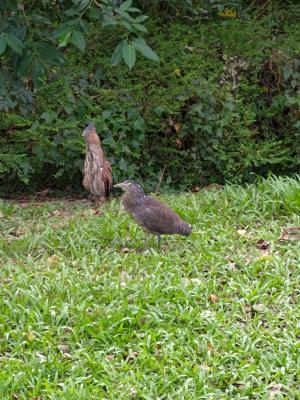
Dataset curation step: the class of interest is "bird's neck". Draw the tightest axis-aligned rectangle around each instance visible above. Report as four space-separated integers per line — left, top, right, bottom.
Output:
88 143 104 155
122 192 145 208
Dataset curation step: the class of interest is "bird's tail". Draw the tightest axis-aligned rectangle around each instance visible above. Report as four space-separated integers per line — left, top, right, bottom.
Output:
179 222 192 236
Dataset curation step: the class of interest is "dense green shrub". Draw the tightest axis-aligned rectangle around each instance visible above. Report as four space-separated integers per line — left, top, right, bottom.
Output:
142 74 298 188
0 2 300 192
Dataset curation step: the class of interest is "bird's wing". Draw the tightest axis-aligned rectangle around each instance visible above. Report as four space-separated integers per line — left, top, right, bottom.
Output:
135 196 181 234
102 159 113 195
83 146 106 196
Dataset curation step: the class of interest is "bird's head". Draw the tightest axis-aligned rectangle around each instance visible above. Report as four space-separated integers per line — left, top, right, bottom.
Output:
114 180 146 197
82 123 101 145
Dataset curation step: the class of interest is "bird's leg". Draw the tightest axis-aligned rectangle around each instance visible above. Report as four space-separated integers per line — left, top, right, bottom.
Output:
157 235 161 246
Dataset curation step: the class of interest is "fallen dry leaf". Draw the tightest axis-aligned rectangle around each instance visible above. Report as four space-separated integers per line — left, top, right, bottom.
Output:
269 383 284 399
199 364 210 371
62 352 72 359
25 331 36 342
184 44 194 52
92 208 103 216
245 304 254 318
174 67 182 76
105 354 115 361
174 122 181 133
63 326 74 334
200 310 215 318
35 351 46 363
252 303 267 313
255 255 273 262
237 229 247 236
50 210 62 216
15 227 26 237
227 261 238 272
120 270 129 288
10 227 26 238
47 255 60 265
256 239 269 250
120 247 130 253
279 226 300 241
58 343 72 358
207 341 214 351
130 387 137 396
209 293 218 303
58 343 69 354
234 382 246 390
204 183 223 191
175 138 182 149
38 188 50 196
126 351 139 363
193 186 201 192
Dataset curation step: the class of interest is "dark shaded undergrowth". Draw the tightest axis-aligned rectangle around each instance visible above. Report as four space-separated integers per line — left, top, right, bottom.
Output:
1 4 300 193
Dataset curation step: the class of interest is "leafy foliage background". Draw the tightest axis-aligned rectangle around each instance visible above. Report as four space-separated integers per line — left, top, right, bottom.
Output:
0 0 299 192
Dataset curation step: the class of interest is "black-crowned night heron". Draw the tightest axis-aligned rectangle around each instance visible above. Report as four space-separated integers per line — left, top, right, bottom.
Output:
114 180 192 244
82 123 112 198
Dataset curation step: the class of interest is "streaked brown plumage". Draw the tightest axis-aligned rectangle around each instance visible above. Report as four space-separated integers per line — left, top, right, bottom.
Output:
114 180 192 244
82 123 112 198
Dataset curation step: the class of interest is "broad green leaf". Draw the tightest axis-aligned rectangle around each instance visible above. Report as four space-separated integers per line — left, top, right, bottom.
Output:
128 7 141 13
17 51 34 75
283 68 292 81
87 6 102 20
154 106 165 116
133 23 148 33
79 18 89 32
16 26 27 41
6 34 24 55
58 30 72 47
71 31 86 52
120 20 135 32
102 14 117 28
116 9 132 20
111 41 125 66
0 35 7 55
53 22 75 38
65 8 79 16
119 158 128 171
30 14 51 24
133 37 159 62
35 42 64 65
122 41 136 70
134 15 148 23
65 0 90 15
120 0 132 11
31 61 45 88
291 79 297 89
40 111 58 123
77 0 90 11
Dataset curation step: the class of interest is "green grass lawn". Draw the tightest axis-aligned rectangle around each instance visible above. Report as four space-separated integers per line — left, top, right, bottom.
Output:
0 177 299 399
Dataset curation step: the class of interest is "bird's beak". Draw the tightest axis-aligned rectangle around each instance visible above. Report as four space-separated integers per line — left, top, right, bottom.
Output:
113 183 123 189
82 122 95 137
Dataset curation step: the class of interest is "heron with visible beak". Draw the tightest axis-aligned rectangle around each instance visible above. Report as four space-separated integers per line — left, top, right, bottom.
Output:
82 123 112 199
114 180 192 245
